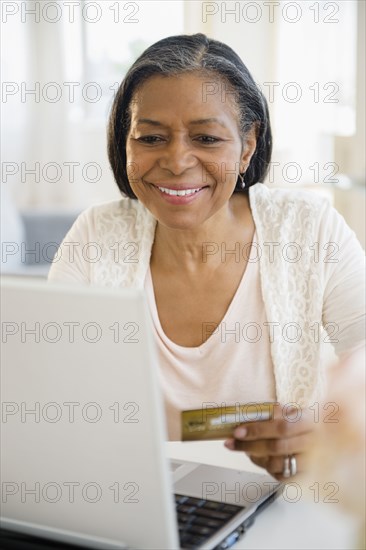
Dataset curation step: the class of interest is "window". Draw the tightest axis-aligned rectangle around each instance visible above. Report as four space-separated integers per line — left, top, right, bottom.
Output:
61 1 185 124
269 0 357 187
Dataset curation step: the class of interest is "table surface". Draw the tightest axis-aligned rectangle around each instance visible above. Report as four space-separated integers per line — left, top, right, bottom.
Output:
166 441 361 550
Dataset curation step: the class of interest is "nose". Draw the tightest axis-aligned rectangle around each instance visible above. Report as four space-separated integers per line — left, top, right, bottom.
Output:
157 136 198 175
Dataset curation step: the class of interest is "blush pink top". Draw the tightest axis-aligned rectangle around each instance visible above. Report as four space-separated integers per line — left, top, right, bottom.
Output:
144 231 277 440
48 188 365 424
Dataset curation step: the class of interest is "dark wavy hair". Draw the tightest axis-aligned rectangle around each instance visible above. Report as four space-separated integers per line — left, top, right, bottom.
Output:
107 33 272 199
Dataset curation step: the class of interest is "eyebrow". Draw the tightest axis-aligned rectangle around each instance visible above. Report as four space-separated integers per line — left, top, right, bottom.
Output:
136 117 228 128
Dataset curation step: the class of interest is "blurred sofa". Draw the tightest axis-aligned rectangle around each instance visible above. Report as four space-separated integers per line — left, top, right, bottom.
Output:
1 205 79 278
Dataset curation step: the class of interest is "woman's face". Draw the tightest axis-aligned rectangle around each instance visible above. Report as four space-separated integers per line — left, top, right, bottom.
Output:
126 73 256 230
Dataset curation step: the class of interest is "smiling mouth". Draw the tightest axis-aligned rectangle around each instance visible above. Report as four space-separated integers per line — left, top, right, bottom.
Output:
156 185 208 196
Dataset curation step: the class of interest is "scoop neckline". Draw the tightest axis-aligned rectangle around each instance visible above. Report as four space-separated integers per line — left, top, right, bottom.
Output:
146 229 258 353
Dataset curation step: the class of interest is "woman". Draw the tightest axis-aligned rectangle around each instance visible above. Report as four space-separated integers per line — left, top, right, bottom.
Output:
48 34 365 481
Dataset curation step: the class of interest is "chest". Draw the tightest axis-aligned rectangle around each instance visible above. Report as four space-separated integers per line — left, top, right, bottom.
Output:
150 259 250 347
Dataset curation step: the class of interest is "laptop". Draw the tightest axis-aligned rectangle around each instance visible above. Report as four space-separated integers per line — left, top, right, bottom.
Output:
0 276 281 549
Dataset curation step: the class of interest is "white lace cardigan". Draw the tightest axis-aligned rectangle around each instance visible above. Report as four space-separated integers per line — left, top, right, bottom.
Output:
49 183 365 408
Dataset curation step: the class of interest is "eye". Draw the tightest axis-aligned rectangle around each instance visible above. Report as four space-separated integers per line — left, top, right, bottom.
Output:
195 135 222 144
136 135 165 144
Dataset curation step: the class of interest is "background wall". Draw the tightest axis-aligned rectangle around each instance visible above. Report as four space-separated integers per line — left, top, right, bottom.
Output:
1 0 365 246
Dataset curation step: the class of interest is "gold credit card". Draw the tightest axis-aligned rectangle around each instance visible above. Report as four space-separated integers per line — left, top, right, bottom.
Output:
181 402 275 441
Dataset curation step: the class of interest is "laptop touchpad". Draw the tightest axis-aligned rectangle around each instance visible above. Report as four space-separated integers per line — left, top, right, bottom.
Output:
174 464 277 505
170 460 199 482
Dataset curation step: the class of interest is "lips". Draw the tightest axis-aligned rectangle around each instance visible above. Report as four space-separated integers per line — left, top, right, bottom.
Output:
150 183 209 204
157 186 204 197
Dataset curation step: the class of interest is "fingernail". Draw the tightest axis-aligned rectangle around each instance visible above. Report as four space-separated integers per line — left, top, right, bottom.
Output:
234 427 247 439
224 439 235 450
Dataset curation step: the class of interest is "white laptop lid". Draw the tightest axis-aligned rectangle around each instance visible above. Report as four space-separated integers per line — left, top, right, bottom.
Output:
1 277 179 549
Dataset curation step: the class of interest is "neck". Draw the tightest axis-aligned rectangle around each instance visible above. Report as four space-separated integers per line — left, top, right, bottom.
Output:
150 193 254 275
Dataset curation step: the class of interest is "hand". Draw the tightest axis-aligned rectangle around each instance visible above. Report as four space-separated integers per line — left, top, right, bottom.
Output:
223 403 316 481
311 347 365 519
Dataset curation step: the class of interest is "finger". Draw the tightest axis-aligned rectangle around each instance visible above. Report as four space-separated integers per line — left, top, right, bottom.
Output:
246 455 269 470
232 432 314 457
233 407 315 441
249 453 306 480
224 438 235 451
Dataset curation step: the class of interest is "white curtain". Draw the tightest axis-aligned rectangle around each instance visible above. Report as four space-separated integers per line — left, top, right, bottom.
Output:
2 1 362 213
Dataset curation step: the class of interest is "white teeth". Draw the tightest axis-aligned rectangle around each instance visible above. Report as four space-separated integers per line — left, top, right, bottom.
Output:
158 186 202 196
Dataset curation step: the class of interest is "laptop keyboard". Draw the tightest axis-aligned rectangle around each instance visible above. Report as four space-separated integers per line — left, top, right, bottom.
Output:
175 494 244 549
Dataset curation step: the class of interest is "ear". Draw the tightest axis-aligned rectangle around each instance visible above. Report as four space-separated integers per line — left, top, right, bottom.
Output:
239 124 257 173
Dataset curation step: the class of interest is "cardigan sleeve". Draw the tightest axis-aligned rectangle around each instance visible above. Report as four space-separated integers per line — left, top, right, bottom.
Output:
48 208 94 284
47 198 155 289
319 202 365 359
